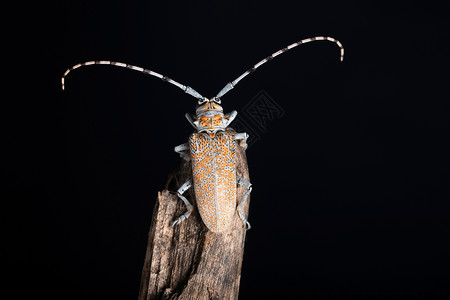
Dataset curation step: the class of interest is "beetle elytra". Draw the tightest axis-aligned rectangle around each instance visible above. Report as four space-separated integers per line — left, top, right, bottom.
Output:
62 36 344 232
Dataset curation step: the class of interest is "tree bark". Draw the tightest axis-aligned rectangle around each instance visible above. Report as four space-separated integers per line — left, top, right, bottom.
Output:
138 136 251 300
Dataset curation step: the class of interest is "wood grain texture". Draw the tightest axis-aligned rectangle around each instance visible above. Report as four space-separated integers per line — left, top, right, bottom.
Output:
139 134 251 300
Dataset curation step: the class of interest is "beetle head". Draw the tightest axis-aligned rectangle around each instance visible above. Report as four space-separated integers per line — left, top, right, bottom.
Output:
194 98 226 137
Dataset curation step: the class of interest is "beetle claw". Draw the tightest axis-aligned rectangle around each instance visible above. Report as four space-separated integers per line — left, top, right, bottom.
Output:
238 211 251 230
170 218 182 228
245 221 251 230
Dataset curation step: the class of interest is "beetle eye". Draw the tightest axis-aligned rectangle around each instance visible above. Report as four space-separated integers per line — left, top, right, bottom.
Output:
198 97 207 105
212 97 221 104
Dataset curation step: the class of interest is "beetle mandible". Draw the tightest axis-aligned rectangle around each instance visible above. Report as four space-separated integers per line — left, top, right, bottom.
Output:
62 36 344 232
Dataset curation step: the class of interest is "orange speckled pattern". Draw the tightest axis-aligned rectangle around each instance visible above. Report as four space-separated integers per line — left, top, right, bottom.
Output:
212 115 223 127
189 131 236 232
198 114 224 131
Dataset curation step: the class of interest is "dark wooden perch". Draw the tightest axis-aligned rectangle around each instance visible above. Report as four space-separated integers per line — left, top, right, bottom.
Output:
138 135 251 300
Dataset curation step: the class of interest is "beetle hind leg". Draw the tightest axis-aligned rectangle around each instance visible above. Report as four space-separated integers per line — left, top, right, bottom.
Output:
170 179 194 228
237 175 252 230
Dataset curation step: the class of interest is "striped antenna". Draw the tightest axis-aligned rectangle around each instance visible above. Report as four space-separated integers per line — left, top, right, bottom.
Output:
61 61 205 100
215 36 344 99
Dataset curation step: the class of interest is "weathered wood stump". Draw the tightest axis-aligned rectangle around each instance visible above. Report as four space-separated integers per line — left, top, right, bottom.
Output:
138 134 251 300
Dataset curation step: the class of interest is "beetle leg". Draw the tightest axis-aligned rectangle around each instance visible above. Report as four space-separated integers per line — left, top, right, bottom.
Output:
237 175 252 230
223 110 237 127
170 179 194 228
235 132 249 150
174 143 191 161
185 113 199 130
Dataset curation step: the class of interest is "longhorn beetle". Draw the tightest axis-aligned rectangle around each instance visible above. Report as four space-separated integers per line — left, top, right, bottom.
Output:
62 36 344 232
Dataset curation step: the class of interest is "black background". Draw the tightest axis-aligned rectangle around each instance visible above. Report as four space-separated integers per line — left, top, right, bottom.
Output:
5 0 450 299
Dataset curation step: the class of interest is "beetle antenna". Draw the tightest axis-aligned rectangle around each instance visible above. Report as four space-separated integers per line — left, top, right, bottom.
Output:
61 60 205 101
215 36 344 99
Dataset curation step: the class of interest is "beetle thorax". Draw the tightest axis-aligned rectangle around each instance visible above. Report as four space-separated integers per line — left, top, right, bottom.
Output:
195 101 226 137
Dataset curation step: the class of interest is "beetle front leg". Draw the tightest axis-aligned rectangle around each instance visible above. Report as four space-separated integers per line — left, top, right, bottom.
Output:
237 175 252 230
235 132 249 150
170 179 194 228
223 110 237 127
174 143 191 161
185 113 199 130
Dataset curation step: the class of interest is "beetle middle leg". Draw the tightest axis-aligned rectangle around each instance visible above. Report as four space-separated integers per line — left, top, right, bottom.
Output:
170 179 194 228
237 175 252 230
174 143 191 161
235 132 249 150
